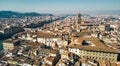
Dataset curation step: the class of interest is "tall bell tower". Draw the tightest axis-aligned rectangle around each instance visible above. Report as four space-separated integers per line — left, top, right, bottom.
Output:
76 14 81 32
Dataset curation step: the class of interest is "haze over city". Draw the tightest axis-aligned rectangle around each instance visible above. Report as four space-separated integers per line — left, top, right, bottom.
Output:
0 0 120 14
0 0 120 66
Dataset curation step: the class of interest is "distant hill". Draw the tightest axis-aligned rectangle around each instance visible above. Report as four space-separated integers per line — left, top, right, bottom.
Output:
0 11 53 18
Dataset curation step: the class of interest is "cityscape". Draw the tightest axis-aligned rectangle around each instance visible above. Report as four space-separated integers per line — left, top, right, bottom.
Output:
0 0 120 66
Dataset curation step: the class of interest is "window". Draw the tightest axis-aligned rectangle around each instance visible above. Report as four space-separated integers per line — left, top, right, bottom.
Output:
82 40 90 45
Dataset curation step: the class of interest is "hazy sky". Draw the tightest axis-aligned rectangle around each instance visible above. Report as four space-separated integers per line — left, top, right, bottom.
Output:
0 0 120 14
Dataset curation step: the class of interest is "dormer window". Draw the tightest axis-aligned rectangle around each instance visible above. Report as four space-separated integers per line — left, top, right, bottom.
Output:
82 40 95 46
82 40 90 45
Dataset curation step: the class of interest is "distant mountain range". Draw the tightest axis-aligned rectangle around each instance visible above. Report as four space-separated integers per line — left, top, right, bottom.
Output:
0 11 53 18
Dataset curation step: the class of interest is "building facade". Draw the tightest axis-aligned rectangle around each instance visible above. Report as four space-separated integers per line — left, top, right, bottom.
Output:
69 48 118 61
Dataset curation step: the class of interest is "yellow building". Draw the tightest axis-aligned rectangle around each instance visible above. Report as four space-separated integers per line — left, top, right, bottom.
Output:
3 39 19 51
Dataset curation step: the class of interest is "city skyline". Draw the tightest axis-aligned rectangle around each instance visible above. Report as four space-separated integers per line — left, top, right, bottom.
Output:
0 1 120 65
0 0 120 14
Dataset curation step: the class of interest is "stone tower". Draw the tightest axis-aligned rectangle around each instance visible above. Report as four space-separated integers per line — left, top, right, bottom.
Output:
76 14 81 32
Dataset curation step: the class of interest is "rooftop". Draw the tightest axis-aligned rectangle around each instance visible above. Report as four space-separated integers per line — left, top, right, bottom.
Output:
68 37 118 53
3 39 19 44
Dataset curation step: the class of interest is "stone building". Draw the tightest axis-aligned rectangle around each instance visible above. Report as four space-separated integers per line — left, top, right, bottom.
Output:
68 37 120 61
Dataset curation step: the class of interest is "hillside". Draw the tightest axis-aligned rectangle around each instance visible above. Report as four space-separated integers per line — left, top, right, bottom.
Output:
0 11 53 18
